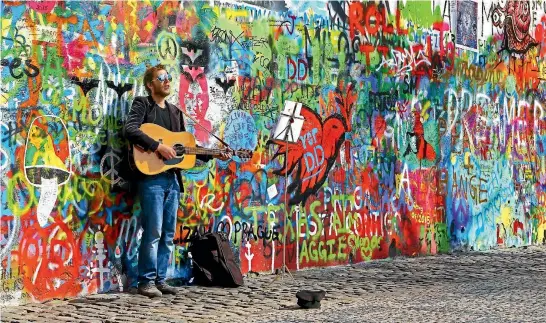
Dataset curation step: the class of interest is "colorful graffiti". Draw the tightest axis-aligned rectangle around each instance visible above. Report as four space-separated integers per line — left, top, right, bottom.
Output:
2 0 546 304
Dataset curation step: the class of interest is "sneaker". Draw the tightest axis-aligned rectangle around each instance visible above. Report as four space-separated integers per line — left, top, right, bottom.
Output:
138 282 162 298
156 282 178 295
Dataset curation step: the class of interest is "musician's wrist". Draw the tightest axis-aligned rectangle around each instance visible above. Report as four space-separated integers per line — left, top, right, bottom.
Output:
157 143 167 152
151 142 160 152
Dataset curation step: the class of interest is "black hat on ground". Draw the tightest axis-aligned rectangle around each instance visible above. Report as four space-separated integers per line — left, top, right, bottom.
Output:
296 290 326 309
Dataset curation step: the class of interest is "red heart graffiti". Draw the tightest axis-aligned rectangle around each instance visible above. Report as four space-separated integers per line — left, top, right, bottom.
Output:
271 106 347 206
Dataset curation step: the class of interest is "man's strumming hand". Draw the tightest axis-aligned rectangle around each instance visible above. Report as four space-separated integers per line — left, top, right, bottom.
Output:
157 143 177 160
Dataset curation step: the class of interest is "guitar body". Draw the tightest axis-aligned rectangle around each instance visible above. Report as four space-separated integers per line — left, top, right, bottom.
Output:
133 123 197 175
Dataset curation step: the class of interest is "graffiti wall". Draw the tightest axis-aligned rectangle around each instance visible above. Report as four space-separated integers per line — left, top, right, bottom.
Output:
2 0 546 304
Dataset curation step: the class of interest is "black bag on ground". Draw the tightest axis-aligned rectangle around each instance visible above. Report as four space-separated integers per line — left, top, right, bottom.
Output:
189 231 244 287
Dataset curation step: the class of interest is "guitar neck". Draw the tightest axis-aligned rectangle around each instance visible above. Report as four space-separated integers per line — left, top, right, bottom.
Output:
182 147 224 156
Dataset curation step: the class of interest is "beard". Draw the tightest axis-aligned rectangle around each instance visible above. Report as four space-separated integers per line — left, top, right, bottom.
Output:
153 85 171 98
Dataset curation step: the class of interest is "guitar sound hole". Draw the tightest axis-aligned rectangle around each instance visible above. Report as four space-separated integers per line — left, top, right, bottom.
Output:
160 144 185 165
173 144 185 156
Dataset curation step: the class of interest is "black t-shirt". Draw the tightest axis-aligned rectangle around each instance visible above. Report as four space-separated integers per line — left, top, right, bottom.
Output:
154 105 172 131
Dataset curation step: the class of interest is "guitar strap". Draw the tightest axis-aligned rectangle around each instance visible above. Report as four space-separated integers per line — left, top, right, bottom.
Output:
178 107 230 148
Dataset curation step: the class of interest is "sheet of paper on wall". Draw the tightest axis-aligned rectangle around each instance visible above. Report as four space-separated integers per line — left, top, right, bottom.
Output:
272 100 305 143
37 177 58 227
267 184 278 199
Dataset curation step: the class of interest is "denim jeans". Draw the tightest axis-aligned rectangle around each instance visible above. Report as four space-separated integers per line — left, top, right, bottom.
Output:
137 172 180 285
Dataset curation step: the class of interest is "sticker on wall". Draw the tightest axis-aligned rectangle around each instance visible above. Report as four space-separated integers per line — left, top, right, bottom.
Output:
456 0 479 52
24 115 71 227
267 184 278 199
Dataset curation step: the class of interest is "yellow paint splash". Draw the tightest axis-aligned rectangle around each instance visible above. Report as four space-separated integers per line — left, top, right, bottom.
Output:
499 204 513 231
145 21 154 33
537 223 545 242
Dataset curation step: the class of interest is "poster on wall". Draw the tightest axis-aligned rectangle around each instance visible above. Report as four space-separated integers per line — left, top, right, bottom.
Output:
456 0 479 52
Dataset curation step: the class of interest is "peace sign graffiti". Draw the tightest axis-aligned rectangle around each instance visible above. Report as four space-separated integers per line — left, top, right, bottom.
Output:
100 152 122 185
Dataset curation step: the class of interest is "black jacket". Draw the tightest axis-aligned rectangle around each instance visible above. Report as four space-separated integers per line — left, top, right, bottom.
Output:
123 95 211 191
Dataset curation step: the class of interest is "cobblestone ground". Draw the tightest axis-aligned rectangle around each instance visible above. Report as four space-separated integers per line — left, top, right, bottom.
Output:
2 246 545 323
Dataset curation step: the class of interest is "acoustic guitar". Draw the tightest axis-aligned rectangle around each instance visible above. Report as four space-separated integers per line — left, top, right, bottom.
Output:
133 123 252 175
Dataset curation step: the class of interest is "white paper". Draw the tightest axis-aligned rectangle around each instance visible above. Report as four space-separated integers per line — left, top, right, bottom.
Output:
267 184 278 199
37 177 58 227
272 101 305 143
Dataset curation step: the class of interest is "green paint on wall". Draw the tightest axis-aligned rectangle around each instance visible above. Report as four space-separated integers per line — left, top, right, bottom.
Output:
399 1 442 27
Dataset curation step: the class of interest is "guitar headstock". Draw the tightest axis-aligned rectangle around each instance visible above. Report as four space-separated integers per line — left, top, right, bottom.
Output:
234 149 253 162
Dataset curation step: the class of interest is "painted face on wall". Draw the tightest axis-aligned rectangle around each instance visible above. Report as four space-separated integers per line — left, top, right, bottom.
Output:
495 0 538 53
464 10 475 34
507 0 531 40
180 65 207 119
178 43 212 144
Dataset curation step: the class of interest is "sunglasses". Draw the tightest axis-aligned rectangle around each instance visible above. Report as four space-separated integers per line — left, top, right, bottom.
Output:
155 73 172 83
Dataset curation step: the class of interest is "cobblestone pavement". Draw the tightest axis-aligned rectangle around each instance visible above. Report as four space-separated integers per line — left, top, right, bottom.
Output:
2 246 546 323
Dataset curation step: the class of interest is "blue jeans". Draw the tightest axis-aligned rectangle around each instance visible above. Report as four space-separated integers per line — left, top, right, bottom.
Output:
137 172 180 285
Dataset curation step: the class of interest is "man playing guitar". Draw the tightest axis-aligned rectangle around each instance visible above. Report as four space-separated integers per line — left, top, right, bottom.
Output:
124 64 230 297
